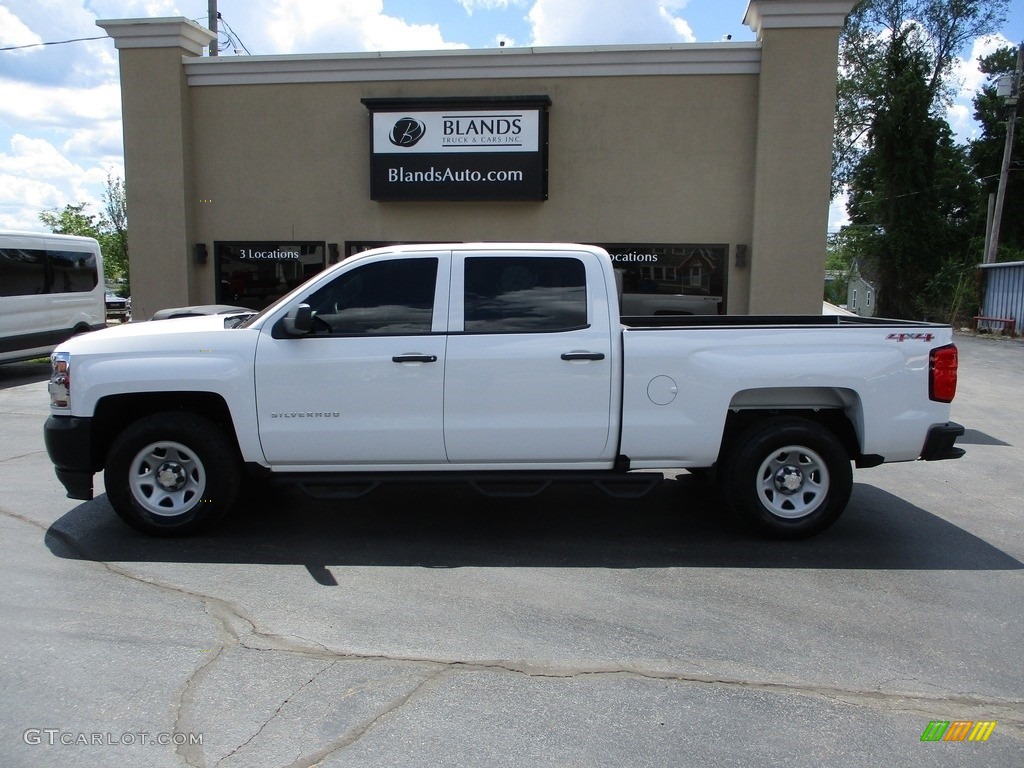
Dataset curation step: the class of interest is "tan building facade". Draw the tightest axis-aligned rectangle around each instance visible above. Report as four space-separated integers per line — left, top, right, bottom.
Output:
99 0 854 321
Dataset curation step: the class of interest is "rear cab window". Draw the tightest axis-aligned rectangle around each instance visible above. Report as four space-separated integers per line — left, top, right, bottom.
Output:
462 256 587 333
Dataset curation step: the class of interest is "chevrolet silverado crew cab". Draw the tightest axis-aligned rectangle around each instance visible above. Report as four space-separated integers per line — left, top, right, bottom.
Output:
44 243 964 539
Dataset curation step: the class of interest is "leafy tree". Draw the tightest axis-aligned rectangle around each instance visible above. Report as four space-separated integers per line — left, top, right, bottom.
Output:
824 231 856 305
100 174 130 290
39 174 130 294
969 45 1024 262
834 0 1008 195
833 0 1005 320
38 203 101 239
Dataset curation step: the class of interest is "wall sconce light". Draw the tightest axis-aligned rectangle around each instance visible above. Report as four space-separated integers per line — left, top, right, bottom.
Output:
194 243 208 264
329 243 339 263
735 244 748 268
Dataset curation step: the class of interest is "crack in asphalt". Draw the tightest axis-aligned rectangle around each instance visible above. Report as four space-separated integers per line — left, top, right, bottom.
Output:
0 449 47 464
174 635 226 768
214 658 339 768
282 670 449 768
9 507 1024 763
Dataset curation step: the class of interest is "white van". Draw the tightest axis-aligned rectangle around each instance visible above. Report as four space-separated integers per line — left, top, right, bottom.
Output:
0 231 106 364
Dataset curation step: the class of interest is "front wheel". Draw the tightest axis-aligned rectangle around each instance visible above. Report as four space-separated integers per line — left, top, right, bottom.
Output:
721 418 852 539
105 412 241 535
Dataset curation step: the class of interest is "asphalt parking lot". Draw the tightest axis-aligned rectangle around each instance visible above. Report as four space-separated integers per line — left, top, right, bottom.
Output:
0 333 1021 767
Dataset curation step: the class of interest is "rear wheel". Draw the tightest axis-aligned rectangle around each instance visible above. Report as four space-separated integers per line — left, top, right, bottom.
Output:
105 412 241 535
721 417 852 539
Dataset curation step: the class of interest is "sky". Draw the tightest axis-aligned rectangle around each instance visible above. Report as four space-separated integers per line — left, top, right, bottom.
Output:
1 0 1023 235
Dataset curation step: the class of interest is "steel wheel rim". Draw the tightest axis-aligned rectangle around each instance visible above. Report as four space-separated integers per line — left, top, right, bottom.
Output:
128 440 206 518
756 444 829 520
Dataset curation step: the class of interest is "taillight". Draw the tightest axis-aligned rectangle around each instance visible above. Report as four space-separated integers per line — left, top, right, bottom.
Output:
929 344 958 403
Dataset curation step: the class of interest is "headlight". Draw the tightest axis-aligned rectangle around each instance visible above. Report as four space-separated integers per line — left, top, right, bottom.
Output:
49 351 71 409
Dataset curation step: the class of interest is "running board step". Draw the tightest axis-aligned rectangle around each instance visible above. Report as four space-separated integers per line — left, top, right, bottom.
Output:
270 471 666 501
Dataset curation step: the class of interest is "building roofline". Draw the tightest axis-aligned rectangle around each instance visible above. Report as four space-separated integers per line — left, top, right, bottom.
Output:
181 43 763 86
743 1 857 37
97 17 215 56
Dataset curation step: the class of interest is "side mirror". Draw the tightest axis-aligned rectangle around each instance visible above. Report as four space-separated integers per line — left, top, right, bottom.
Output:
281 303 313 336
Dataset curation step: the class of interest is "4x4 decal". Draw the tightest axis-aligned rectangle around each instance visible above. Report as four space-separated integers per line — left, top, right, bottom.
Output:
887 332 935 342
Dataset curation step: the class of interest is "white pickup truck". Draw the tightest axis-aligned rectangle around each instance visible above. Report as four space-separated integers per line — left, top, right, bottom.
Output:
44 243 964 539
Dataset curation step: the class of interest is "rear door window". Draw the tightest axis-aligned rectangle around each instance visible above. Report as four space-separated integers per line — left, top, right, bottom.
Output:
463 256 587 333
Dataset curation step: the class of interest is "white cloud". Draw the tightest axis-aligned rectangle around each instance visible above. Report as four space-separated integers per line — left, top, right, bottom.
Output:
947 103 976 141
829 192 850 233
947 33 1012 143
0 174 68 231
0 5 42 48
458 0 526 13
87 1 184 19
0 134 90 184
953 34 1010 97
264 0 464 53
0 78 121 126
660 6 695 41
0 135 110 230
528 0 697 46
63 123 124 168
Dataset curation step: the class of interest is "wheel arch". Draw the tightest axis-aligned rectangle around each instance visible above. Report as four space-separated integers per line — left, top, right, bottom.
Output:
718 387 864 466
91 391 240 471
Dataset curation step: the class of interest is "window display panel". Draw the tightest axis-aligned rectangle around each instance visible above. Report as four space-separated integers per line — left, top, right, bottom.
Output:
216 242 326 310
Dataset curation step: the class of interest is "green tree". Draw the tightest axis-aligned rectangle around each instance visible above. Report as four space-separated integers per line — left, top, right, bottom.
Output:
38 202 101 239
100 174 130 290
969 45 1024 262
834 0 1005 320
824 231 855 305
39 174 130 293
834 0 1008 195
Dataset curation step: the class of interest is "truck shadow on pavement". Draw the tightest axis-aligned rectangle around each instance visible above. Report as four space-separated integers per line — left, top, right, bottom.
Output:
44 475 1023 581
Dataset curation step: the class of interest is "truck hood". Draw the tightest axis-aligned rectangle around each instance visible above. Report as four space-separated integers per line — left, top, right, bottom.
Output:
56 314 254 356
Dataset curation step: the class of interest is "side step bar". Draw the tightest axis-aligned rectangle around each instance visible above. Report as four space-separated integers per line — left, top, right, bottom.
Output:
264 470 666 501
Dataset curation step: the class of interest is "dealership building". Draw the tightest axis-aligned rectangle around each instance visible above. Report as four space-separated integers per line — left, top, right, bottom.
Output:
98 0 854 320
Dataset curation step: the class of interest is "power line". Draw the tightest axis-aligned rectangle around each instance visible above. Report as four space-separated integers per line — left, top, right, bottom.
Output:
0 35 106 53
0 15 251 56
218 15 251 55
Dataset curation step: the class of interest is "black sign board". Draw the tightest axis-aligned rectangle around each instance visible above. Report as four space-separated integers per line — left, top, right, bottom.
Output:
362 96 550 202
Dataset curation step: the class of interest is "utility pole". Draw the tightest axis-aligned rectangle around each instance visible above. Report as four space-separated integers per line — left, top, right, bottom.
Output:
984 42 1024 264
208 0 218 57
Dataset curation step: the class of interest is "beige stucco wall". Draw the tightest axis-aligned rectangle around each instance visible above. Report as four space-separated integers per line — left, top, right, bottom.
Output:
101 0 853 319
748 26 845 313
187 74 759 306
115 47 195 321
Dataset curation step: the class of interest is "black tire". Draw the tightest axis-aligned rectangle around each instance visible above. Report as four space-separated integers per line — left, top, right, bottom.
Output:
721 417 852 539
105 412 241 536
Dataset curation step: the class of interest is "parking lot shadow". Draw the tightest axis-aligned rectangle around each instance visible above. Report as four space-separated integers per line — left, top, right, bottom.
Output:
0 360 49 390
44 475 1023 577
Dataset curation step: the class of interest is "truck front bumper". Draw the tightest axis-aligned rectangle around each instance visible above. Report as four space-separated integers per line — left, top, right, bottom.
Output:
43 415 95 500
920 422 966 461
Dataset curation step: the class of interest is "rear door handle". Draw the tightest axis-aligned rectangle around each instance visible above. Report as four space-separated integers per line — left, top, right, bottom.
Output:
561 352 605 361
392 354 438 363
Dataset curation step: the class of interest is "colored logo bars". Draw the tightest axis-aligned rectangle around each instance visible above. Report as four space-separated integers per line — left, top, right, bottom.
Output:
921 721 997 742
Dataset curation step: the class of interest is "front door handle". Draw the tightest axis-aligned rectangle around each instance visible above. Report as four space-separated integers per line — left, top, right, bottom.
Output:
392 354 438 363
561 352 605 361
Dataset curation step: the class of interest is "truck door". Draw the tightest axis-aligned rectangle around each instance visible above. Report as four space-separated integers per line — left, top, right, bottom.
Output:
443 249 617 464
255 253 449 466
